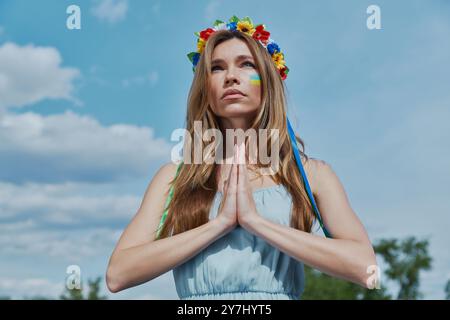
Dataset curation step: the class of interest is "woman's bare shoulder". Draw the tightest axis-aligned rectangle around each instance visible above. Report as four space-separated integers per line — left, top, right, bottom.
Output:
136 162 180 211
303 157 334 195
150 162 180 190
157 161 180 177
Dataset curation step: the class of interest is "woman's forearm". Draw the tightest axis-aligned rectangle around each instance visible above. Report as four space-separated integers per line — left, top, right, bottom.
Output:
106 218 232 293
243 216 378 288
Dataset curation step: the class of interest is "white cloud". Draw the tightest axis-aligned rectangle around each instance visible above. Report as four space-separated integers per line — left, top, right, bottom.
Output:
0 110 172 183
0 181 140 225
151 2 160 15
205 0 222 22
0 277 64 299
0 219 122 261
91 0 128 24
0 42 80 110
0 272 178 300
0 178 178 299
122 71 159 88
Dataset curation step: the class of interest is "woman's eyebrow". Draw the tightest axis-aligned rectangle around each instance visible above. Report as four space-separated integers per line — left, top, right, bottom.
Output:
211 55 254 64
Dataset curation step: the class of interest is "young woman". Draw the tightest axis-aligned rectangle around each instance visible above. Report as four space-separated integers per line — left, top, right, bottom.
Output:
106 16 378 300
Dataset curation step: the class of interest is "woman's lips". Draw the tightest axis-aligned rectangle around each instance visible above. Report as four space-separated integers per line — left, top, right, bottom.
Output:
222 93 245 100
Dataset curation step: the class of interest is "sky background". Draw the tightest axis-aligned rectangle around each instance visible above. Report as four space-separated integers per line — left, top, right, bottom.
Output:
0 0 449 299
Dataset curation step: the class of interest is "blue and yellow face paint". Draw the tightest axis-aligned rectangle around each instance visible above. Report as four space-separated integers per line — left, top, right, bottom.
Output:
250 74 261 86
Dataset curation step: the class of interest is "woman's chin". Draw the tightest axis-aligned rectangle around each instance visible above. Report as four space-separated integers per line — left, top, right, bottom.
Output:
220 104 258 115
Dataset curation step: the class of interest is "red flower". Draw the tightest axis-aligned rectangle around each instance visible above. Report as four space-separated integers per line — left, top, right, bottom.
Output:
252 25 270 46
279 66 289 80
200 28 215 41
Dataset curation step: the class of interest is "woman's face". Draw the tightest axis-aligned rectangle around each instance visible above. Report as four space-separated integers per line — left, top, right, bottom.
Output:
208 38 262 125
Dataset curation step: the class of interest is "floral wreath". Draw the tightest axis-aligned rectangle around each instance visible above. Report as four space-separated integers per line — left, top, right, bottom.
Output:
187 15 289 80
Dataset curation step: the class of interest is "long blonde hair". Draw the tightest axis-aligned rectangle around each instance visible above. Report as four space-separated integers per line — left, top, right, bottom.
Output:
156 30 316 239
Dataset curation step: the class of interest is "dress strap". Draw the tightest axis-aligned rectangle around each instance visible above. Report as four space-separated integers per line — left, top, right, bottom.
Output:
287 118 332 238
155 162 183 239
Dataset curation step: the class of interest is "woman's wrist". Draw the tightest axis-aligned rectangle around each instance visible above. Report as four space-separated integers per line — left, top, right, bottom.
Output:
212 216 236 234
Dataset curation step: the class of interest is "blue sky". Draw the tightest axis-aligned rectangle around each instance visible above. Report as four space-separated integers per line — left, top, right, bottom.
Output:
0 0 449 299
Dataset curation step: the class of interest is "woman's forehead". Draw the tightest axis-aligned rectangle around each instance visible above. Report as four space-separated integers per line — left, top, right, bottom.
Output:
212 39 253 60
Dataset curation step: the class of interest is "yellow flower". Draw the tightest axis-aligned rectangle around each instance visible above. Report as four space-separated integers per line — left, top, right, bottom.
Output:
237 20 255 36
197 38 206 54
272 52 286 69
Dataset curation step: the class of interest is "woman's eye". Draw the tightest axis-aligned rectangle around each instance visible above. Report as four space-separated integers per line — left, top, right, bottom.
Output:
243 61 255 68
211 62 255 72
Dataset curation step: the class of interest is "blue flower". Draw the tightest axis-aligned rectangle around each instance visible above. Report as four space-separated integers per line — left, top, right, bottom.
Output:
227 22 237 31
192 52 200 66
267 42 280 55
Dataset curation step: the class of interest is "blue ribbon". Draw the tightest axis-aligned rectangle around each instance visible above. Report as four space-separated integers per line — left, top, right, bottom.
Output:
286 117 332 238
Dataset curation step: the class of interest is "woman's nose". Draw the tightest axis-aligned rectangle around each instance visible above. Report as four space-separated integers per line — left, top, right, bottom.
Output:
225 69 240 85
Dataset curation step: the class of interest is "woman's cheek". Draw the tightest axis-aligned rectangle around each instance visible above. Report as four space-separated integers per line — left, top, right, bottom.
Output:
249 73 261 86
249 73 262 102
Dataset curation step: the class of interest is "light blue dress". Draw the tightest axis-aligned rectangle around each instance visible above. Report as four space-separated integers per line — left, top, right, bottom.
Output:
173 184 305 300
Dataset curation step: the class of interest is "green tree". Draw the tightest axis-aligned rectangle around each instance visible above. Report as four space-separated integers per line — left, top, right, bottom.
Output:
60 284 83 300
301 236 432 300
445 279 450 300
86 277 108 300
374 236 432 300
301 265 391 300
23 295 52 300
60 276 107 300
